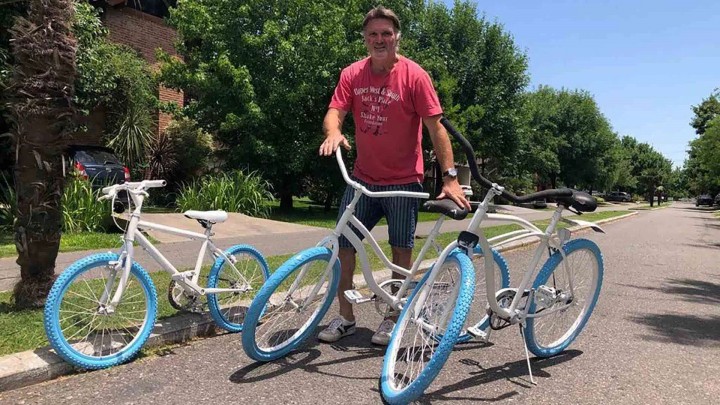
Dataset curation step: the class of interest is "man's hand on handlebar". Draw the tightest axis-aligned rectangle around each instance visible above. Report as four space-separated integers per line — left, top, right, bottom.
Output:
319 134 351 156
437 179 472 211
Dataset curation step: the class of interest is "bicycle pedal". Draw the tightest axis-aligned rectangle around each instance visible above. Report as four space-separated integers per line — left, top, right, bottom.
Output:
466 325 491 342
344 289 372 304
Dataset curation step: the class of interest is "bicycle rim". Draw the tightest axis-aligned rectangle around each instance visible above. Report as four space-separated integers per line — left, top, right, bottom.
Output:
252 251 337 356
526 239 603 355
46 254 156 368
208 245 269 332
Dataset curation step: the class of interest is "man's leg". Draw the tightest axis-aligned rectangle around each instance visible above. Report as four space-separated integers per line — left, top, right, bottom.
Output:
372 182 422 345
318 180 382 343
390 245 412 291
337 247 357 322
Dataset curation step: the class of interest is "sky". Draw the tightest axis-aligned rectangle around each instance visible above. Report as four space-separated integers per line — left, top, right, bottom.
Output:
439 0 720 168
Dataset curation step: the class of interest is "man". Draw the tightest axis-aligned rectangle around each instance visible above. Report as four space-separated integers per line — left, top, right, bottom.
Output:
318 6 470 345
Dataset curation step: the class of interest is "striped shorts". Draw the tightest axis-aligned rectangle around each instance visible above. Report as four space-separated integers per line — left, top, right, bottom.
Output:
337 177 423 249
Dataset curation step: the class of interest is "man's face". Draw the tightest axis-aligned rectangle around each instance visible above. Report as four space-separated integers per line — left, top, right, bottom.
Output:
363 18 398 62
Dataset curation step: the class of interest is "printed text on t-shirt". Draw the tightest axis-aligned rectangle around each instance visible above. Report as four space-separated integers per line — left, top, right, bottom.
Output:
355 86 399 135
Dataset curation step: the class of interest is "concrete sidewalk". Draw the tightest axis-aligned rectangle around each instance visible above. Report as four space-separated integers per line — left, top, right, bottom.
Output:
0 204 641 392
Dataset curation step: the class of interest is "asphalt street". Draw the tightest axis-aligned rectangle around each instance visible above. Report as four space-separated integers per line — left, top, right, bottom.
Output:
1 202 718 404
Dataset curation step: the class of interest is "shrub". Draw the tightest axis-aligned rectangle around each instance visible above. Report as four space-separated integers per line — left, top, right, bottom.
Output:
146 118 212 186
61 178 110 233
176 171 274 218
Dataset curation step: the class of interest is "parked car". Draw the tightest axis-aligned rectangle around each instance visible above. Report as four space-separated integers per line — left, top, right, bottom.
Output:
605 191 632 202
714 193 720 206
696 194 714 207
65 145 130 189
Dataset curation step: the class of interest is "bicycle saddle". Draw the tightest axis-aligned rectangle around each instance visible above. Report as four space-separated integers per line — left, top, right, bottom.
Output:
423 199 469 220
555 191 597 213
184 210 229 223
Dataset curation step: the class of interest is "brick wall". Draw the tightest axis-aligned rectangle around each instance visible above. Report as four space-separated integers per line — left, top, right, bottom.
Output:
103 6 183 135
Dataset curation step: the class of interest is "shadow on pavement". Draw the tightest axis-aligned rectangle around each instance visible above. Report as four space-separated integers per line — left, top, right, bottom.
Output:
399 349 583 403
623 276 720 346
230 327 384 383
683 241 720 250
622 277 720 306
631 313 720 347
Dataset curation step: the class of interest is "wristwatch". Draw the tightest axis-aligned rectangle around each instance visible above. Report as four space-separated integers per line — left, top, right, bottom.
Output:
442 168 458 179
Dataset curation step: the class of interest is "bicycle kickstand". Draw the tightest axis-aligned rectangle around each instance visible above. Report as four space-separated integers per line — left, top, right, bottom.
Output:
519 324 537 385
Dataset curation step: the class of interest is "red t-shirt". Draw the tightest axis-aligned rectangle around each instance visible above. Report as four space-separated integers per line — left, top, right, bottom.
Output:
329 56 443 185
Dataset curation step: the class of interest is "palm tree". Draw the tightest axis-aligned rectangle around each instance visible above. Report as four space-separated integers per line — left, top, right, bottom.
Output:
5 0 77 308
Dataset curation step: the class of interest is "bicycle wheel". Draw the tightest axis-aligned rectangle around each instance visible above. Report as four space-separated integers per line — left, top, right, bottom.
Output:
456 246 510 343
44 253 157 369
524 238 603 357
207 244 270 332
242 247 340 362
381 249 475 404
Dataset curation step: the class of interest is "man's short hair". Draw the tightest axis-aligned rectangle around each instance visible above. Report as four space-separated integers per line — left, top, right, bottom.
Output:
362 6 401 32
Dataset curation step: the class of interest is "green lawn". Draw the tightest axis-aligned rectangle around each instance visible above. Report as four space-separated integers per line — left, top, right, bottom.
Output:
0 210 629 357
0 232 125 259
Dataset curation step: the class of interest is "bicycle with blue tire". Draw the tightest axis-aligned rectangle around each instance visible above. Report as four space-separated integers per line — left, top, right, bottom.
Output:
380 119 605 403
44 180 270 369
240 137 516 400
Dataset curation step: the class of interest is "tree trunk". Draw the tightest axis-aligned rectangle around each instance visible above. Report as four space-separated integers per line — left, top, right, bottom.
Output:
13 120 65 307
279 190 294 211
7 0 77 308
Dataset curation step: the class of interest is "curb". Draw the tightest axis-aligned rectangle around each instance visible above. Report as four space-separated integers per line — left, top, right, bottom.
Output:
0 211 638 393
0 311 224 392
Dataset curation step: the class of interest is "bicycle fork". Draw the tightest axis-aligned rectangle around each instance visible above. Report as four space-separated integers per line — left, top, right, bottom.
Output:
98 250 131 315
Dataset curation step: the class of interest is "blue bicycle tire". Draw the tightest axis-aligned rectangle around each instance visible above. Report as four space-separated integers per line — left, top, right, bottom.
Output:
381 249 475 404
207 244 270 332
44 253 157 369
456 246 511 343
242 247 340 362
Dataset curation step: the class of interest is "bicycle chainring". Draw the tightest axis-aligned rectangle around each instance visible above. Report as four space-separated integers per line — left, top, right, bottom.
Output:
167 280 206 313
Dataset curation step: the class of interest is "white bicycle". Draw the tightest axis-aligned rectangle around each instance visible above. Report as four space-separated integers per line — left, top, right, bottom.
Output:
380 119 605 403
240 144 483 360
44 180 269 369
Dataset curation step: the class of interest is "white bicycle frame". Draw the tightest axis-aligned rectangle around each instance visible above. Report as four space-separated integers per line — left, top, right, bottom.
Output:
470 183 602 324
300 149 443 311
98 181 251 310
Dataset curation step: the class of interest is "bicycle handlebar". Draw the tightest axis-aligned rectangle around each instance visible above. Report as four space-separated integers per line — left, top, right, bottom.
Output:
334 148 430 200
102 180 167 196
440 117 573 204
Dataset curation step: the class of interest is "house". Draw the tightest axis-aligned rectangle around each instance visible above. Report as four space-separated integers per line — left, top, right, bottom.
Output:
93 0 184 136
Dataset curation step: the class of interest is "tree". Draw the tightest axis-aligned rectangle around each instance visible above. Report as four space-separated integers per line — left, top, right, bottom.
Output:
625 141 672 205
73 2 157 174
690 91 720 135
689 116 720 193
518 86 617 191
0 1 29 176
160 0 370 210
605 136 638 192
5 0 77 308
685 91 720 197
409 1 529 174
